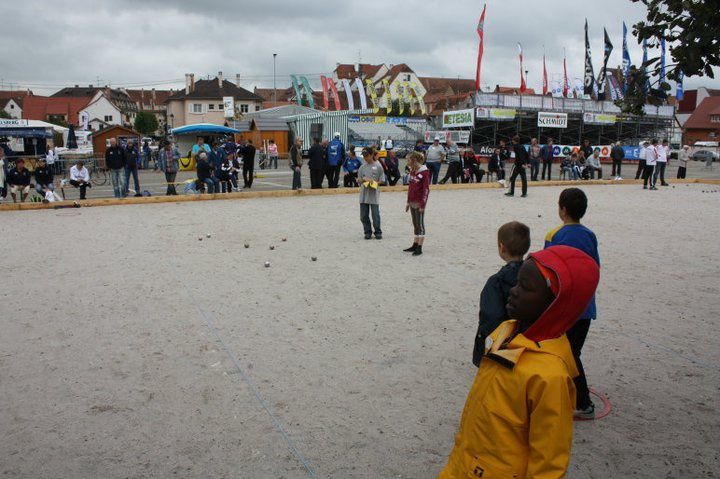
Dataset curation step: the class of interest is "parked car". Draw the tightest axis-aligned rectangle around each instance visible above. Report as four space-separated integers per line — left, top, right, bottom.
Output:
691 150 719 162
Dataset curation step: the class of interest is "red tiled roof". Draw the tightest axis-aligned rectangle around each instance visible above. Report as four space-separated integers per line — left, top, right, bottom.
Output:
125 89 175 109
684 97 720 130
419 77 476 95
495 86 536 96
334 63 385 80
0 90 33 100
22 96 90 125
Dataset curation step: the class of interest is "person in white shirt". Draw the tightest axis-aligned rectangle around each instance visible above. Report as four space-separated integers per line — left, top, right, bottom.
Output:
69 160 91 199
677 145 690 179
654 139 670 186
643 139 659 190
46 146 60 175
384 136 393 151
635 141 649 180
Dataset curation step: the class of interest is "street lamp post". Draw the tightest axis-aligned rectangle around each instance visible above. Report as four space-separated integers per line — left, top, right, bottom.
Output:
273 53 277 104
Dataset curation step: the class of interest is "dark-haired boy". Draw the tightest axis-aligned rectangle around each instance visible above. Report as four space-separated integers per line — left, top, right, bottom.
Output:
440 245 600 478
472 221 530 367
545 187 600 419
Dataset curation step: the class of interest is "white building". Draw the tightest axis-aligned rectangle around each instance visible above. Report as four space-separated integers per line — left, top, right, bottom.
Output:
1 98 23 119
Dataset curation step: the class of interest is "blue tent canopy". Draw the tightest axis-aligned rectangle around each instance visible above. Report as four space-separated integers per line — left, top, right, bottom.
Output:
171 123 241 135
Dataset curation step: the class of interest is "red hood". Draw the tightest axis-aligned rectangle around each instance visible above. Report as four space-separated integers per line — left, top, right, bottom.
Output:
523 245 600 342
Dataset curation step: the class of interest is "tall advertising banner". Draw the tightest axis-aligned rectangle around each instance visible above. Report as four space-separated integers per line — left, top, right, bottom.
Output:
342 79 355 110
394 83 404 115
676 70 684 101
320 76 330 110
597 28 613 100
222 96 234 118
365 79 380 113
290 75 303 106
328 79 342 111
355 77 368 110
409 82 426 114
382 78 393 113
80 111 90 130
542 54 548 95
563 55 569 97
299 76 315 109
642 39 650 93
402 81 414 115
518 43 526 93
475 4 487 91
583 19 596 96
622 21 632 94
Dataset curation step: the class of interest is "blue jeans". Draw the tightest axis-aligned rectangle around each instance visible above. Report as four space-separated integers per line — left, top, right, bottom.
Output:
426 161 441 184
142 152 150 169
110 168 126 198
124 166 140 195
292 167 302 190
35 182 54 194
201 178 217 194
360 203 381 236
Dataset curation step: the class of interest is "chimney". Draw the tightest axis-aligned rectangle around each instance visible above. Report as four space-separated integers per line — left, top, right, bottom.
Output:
190 73 195 93
218 71 223 88
185 73 191 94
236 74 241 87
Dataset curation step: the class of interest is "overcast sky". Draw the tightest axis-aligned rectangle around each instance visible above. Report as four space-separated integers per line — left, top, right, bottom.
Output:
1 0 717 96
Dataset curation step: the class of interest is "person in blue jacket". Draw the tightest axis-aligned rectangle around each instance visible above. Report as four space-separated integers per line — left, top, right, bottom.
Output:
325 132 346 188
342 146 361 187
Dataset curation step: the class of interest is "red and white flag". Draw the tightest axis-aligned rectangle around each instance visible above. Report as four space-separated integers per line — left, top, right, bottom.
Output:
320 75 330 110
562 53 569 97
475 4 487 91
542 54 548 95
518 43 526 93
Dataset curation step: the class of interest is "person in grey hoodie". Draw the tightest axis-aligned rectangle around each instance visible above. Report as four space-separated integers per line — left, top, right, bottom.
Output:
439 139 462 184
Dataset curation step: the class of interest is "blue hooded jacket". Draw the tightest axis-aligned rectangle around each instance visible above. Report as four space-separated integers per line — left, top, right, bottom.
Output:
343 154 361 173
326 138 346 167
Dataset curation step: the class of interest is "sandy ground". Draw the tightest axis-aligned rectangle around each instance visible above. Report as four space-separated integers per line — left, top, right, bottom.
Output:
1 183 719 478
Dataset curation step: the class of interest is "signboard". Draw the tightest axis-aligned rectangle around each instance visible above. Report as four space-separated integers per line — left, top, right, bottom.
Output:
223 96 235 118
423 130 471 144
0 119 29 127
475 107 517 121
348 115 412 125
442 109 474 128
537 112 568 128
583 112 617 125
80 111 90 131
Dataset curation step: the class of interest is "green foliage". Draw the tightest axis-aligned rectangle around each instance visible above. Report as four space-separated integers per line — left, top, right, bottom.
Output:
620 0 720 114
134 111 159 135
0 110 12 119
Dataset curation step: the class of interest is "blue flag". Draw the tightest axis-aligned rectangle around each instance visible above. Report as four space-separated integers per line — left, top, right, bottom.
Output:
642 39 650 93
676 71 684 101
660 37 666 84
622 22 632 93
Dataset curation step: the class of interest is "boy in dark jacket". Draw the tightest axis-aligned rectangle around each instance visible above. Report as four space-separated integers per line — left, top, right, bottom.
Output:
505 135 529 197
33 158 54 195
472 221 530 366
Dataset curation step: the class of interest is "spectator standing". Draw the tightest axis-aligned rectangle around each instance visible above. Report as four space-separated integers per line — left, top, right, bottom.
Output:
307 137 326 189
105 137 127 199
326 133 346 188
635 141 649 180
7 158 31 203
610 142 624 180
403 151 430 256
497 139 510 181
384 136 393 151
439 139 462 184
267 139 279 169
160 141 180 195
69 160 91 199
643 139 659 190
289 138 303 190
505 135 529 197
528 137 542 181
413 139 426 155
241 140 256 188
425 136 446 184
33 158 54 195
123 140 142 196
46 145 59 175
540 138 554 180
142 140 151 169
677 145 690 179
0 149 7 200
654 139 670 186
191 137 211 160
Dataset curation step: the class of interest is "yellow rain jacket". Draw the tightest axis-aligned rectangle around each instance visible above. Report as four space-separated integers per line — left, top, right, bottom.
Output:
439 320 578 478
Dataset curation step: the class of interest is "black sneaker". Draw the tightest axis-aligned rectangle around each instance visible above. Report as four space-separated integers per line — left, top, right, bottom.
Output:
574 403 595 420
504 192 514 197
412 246 423 256
374 235 382 240
403 244 418 252
364 234 372 240
521 194 527 197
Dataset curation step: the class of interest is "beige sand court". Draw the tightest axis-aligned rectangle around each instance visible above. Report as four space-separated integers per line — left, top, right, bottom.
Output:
1 184 718 478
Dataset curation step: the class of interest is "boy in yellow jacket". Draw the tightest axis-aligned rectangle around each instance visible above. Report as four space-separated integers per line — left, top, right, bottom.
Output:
439 245 600 479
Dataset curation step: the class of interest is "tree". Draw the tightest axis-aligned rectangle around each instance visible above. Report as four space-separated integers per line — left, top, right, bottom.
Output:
619 0 720 114
134 111 159 136
0 110 11 119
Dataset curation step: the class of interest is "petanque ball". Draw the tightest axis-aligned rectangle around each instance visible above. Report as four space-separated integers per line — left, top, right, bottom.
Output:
311 256 317 261
281 237 287 242
206 234 211 238
244 243 250 248
270 245 275 250
264 261 270 268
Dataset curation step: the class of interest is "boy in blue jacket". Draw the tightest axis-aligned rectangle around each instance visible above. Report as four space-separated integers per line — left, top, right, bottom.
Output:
472 221 530 366
343 146 361 187
545 187 600 419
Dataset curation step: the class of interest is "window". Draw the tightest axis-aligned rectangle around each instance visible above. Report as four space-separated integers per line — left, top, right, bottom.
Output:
9 104 14 109
240 104 249 113
104 115 113 122
711 115 720 123
255 105 261 111
404 74 411 81
191 103 202 113
218 104 223 109
208 104 215 110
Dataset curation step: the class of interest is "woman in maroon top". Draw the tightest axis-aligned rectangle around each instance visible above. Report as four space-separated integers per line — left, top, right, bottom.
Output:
404 151 430 256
